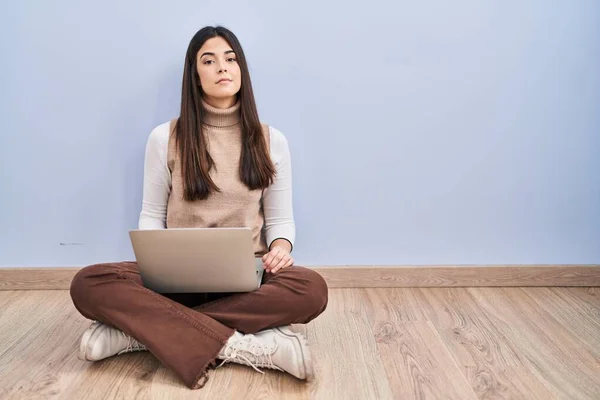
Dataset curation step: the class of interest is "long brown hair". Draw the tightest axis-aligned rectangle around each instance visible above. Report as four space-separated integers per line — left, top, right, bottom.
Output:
175 26 275 201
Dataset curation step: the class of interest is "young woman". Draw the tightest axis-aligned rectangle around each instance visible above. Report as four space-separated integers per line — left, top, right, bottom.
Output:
69 26 328 390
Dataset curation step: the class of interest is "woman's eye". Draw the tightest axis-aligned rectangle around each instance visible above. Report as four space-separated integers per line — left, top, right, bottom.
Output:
203 58 235 65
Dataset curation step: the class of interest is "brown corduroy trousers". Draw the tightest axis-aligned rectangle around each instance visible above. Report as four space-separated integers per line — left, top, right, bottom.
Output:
69 261 328 389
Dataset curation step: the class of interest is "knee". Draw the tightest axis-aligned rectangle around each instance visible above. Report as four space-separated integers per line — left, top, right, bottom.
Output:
290 267 329 317
69 263 120 309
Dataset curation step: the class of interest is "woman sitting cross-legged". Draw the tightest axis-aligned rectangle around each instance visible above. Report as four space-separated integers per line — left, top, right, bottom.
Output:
69 25 328 390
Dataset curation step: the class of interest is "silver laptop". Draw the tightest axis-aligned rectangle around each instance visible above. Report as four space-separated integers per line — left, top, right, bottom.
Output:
129 227 264 293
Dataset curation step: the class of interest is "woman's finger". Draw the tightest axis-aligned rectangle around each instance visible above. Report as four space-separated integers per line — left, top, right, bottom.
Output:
263 248 280 270
271 255 291 274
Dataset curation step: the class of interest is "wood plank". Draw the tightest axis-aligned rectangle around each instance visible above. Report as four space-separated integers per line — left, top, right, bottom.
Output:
307 289 394 400
0 291 66 360
0 292 92 399
0 290 24 309
555 287 600 314
2 265 599 291
62 353 160 400
522 288 600 358
363 287 430 321
468 287 600 399
363 288 478 400
416 288 557 400
501 368 560 400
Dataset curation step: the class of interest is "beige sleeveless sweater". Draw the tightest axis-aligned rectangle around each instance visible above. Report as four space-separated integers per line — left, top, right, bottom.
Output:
166 99 270 256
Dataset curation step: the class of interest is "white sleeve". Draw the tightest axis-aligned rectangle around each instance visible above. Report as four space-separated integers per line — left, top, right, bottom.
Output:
138 123 171 230
263 126 296 250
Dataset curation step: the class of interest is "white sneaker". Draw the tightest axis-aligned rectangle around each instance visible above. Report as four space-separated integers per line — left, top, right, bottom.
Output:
217 326 314 381
78 321 147 361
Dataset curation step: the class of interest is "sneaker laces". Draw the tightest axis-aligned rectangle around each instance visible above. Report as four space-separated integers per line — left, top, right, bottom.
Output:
217 334 280 374
118 335 147 355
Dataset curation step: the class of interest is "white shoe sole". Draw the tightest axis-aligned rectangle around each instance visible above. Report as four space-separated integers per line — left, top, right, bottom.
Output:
78 321 102 361
275 326 315 381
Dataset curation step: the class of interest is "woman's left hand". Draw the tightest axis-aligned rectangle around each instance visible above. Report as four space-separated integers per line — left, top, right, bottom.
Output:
262 246 294 274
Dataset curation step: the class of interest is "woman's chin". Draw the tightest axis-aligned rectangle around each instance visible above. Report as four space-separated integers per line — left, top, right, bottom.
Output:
207 91 238 100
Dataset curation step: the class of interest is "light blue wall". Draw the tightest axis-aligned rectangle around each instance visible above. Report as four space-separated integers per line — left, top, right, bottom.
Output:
1 0 599 267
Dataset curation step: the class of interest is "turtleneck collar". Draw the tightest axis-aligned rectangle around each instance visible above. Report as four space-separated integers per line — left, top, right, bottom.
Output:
201 98 241 128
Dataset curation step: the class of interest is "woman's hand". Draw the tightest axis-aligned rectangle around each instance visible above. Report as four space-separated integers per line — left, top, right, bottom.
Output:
262 241 294 274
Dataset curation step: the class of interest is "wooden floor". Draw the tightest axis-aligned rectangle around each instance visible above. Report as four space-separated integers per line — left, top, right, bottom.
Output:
0 288 599 399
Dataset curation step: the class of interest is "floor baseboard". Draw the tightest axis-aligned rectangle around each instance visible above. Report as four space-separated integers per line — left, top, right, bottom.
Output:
1 265 599 290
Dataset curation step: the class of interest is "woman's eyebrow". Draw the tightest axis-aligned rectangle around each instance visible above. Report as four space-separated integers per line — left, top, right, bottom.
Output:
200 50 235 58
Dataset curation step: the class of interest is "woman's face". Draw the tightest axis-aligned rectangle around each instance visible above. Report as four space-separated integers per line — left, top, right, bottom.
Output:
196 36 242 103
